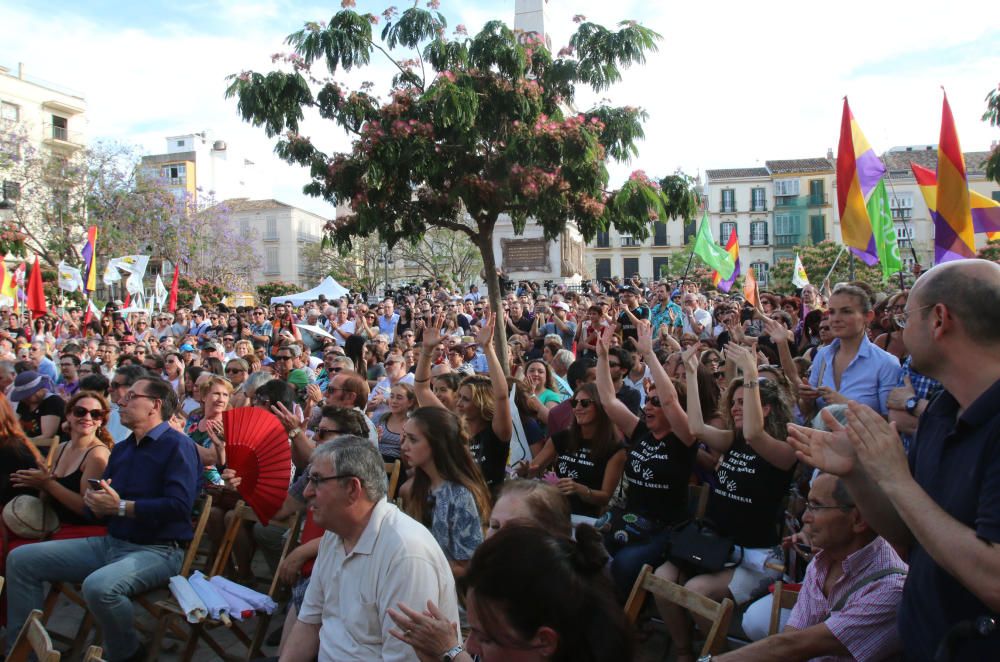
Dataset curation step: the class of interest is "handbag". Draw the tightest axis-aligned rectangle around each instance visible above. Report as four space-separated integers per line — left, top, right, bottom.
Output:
669 518 740 574
2 494 60 540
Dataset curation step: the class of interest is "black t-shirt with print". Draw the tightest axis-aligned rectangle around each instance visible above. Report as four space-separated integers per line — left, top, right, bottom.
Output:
551 430 623 517
621 420 696 524
17 394 66 440
707 435 794 548
617 305 650 348
469 426 509 492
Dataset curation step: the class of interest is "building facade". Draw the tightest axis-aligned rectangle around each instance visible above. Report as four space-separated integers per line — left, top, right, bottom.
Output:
224 198 327 288
140 132 266 204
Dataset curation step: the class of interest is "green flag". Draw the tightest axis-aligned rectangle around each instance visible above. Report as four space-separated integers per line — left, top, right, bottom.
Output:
692 213 735 280
866 179 903 281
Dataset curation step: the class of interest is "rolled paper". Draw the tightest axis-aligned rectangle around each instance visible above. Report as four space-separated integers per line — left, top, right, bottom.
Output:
209 575 278 615
168 576 207 624
188 570 230 621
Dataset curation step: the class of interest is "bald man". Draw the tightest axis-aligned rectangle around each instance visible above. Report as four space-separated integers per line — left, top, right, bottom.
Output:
789 259 1000 660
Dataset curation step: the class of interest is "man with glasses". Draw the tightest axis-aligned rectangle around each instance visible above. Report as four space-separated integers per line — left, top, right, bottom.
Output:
29 340 58 381
152 314 173 342
377 298 400 343
56 353 81 399
248 307 273 349
321 370 378 449
725 473 906 660
7 376 201 662
106 366 151 444
281 436 458 662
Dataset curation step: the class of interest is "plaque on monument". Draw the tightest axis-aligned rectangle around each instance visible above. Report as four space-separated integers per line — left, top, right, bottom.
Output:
502 238 550 272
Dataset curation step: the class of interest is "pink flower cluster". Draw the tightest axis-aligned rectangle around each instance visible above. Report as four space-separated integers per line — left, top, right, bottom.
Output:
427 0 441 8
389 118 434 139
510 165 563 199
573 14 587 23
577 194 606 217
341 0 356 8
531 113 605 139
382 6 398 20
438 71 457 83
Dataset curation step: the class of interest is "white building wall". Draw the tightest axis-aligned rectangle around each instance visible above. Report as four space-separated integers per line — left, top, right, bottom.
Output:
160 132 268 202
0 62 88 152
228 201 327 288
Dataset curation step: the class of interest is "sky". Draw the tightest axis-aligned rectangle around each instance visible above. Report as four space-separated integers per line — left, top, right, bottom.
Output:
3 0 999 219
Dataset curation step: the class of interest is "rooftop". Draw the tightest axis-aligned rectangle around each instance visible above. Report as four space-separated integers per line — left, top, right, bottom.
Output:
881 150 993 179
705 167 770 180
765 158 834 174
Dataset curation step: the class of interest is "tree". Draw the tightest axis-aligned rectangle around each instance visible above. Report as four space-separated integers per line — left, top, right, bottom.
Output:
769 241 890 295
301 234 385 295
984 82 1000 185
225 3 700 368
393 227 482 289
256 280 302 303
977 237 1000 262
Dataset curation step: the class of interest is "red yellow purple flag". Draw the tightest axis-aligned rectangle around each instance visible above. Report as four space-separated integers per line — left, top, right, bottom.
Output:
712 227 740 292
836 98 881 265
934 92 975 262
911 162 1000 260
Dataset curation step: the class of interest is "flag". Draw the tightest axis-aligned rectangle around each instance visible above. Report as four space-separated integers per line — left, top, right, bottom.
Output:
124 272 144 296
911 163 1000 259
111 255 150 279
712 227 740 292
792 253 810 288
192 292 203 310
934 92 975 263
693 213 735 280
155 274 168 310
0 262 10 302
743 266 759 309
836 99 881 265
57 261 85 292
103 261 121 284
168 265 180 313
866 180 904 280
26 257 46 319
12 262 26 312
80 226 98 294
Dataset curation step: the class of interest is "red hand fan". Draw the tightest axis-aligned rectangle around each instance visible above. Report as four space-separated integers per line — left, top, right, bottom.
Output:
222 408 291 525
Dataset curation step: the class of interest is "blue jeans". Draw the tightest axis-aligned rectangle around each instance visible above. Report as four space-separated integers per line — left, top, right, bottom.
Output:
608 527 674 599
7 535 183 661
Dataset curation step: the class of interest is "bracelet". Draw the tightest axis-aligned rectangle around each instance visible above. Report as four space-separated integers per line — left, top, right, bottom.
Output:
414 377 430 384
586 487 593 499
743 380 759 389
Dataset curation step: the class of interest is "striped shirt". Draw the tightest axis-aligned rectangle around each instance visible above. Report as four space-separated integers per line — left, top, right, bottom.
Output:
786 536 907 661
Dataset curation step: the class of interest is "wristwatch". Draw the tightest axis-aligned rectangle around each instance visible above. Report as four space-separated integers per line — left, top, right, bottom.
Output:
904 396 920 416
118 499 127 517
441 644 464 661
697 656 713 662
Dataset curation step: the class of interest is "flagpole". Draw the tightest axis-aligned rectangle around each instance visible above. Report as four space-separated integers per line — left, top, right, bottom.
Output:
822 245 847 289
681 248 696 283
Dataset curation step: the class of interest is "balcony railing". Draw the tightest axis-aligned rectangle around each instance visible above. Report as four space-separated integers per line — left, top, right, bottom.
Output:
775 235 799 247
891 208 913 219
720 203 737 213
297 231 322 242
620 237 642 247
263 232 279 241
750 236 768 246
774 197 799 208
808 194 828 206
43 123 83 146
750 201 768 212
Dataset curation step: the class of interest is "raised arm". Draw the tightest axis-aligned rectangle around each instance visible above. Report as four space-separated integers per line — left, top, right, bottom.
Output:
683 346 734 453
478 311 513 442
635 320 693 446
763 317 802 400
414 315 447 410
595 324 640 438
724 343 797 470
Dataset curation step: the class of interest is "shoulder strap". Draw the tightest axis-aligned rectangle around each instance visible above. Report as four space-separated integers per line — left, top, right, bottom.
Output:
831 567 907 612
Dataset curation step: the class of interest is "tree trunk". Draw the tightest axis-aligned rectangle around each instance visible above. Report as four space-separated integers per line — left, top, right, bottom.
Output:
477 230 510 377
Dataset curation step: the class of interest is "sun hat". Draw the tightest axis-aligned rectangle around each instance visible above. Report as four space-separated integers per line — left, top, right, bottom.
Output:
8 371 54 403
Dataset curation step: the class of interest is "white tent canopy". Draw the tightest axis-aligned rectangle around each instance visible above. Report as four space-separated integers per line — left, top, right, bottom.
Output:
269 276 350 306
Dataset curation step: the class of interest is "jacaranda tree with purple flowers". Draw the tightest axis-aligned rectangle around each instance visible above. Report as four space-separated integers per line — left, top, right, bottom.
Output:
226 1 699 366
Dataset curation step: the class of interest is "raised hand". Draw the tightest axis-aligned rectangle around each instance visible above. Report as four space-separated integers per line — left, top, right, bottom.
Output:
763 316 794 344
681 345 700 374
596 323 615 358
722 342 756 375
786 409 856 476
635 319 654 356
843 402 909 486
475 310 496 348
421 314 447 352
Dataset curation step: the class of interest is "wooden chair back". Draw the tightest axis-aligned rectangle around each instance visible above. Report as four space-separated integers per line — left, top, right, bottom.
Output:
82 646 105 662
210 501 302 586
768 581 800 636
27 436 61 470
687 483 709 519
179 493 214 577
624 564 734 657
8 609 61 662
386 460 402 501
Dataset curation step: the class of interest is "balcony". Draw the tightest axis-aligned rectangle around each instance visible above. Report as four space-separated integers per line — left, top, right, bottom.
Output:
297 231 322 243
43 123 84 151
891 208 913 220
750 236 768 246
263 231 279 242
774 197 799 208
775 234 799 247
808 194 828 206
750 202 768 212
620 236 642 247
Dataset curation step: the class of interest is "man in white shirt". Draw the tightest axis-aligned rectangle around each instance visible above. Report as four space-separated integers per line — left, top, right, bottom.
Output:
680 292 712 339
329 306 356 347
282 437 459 662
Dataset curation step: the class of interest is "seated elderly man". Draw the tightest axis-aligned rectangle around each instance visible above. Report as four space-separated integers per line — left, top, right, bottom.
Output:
6 377 200 662
280 436 459 662
717 473 907 661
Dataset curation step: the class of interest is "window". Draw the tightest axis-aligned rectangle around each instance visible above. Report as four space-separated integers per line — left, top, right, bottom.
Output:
264 215 278 240
809 179 826 205
774 179 799 197
1 102 19 124
240 219 250 238
993 191 1000 203
623 257 640 279
775 214 801 247
683 220 697 245
176 140 186 147
749 221 768 245
2 181 20 201
50 115 68 141
265 247 280 274
160 164 187 186
652 256 669 279
721 189 736 213
720 221 737 244
751 187 766 211
620 234 641 247
750 261 770 286
595 258 611 280
895 223 914 242
810 215 825 244
595 230 610 248
891 193 914 220
653 222 668 246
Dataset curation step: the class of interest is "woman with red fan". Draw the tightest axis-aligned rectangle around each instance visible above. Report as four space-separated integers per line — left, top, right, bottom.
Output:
399 407 490 579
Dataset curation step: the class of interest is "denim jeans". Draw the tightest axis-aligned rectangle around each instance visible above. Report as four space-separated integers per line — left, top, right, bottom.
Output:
7 535 183 661
607 527 674 600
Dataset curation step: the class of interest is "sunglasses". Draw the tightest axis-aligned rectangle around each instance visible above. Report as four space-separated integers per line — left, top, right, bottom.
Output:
570 398 595 408
225 368 247 374
315 427 344 441
72 406 104 419
648 396 662 407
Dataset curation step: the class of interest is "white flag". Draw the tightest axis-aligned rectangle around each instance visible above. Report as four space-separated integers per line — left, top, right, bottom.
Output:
792 253 810 288
57 261 84 292
154 274 168 310
112 255 150 279
125 273 144 295
87 298 103 321
103 261 121 284
192 292 203 310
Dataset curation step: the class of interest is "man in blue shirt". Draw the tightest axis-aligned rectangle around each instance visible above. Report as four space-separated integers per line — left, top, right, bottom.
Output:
7 376 201 662
378 297 400 342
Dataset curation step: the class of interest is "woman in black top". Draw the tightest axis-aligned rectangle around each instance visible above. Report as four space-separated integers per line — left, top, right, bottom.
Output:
657 342 796 662
527 382 626 517
595 321 698 598
0 397 43 508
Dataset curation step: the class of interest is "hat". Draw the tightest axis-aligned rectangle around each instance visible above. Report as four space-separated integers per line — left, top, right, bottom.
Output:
671 289 682 298
3 495 59 539
286 369 310 388
618 285 637 295
179 343 196 353
552 301 570 312
201 341 224 354
121 335 137 344
8 371 53 403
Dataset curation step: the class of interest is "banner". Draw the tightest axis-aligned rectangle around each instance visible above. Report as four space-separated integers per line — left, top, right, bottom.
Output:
57 261 85 293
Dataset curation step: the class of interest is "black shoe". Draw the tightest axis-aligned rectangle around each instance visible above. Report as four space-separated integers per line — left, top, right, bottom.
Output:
123 642 148 662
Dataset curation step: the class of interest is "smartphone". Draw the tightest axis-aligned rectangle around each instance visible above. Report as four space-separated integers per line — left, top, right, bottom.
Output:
87 478 104 490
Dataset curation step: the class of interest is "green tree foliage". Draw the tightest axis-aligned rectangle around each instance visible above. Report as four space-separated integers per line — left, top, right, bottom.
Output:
977 237 1000 262
769 241 887 295
225 2 699 365
256 281 302 303
984 83 1000 185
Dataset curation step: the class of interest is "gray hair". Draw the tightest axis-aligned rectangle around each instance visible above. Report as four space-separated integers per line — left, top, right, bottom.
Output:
0 360 14 376
311 435 387 502
544 333 563 347
552 349 575 371
244 371 273 396
332 355 355 371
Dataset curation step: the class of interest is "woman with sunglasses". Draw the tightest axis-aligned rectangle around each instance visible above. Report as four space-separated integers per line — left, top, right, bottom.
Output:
6 391 112 568
594 321 697 598
376 383 417 463
524 382 625 518
163 351 186 398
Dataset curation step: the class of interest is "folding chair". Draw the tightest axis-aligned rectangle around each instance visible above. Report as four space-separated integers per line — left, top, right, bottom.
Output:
82 646 105 662
624 564 734 657
768 581 800 636
386 459 402 501
40 494 214 656
687 484 709 519
8 609 60 662
149 500 303 662
27 436 61 470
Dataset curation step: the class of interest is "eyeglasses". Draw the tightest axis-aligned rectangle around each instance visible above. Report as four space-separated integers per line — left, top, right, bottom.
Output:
804 501 853 512
570 398 594 408
305 472 357 488
893 303 936 329
314 427 344 441
111 381 129 389
72 406 104 419
122 391 159 404
648 396 662 407
225 368 247 375
275 355 294 362
607 361 621 368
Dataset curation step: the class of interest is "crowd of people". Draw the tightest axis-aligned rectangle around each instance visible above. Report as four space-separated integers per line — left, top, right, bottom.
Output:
0 258 996 662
